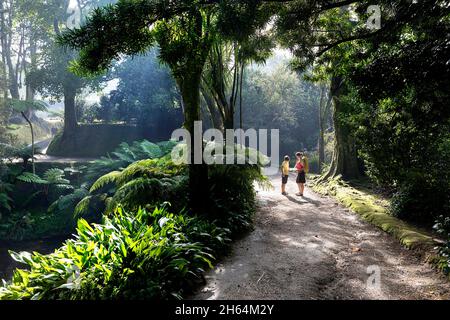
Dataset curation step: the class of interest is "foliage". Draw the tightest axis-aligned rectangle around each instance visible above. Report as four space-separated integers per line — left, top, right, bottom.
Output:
84 139 178 183
0 164 81 240
77 155 188 217
433 216 450 275
0 206 233 300
243 60 321 155
95 49 183 130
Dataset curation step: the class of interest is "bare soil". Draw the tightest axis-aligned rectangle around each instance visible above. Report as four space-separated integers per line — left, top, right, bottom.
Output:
193 175 450 300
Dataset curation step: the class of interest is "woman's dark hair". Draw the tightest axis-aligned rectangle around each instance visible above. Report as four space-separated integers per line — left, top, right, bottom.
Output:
296 152 302 157
284 155 290 161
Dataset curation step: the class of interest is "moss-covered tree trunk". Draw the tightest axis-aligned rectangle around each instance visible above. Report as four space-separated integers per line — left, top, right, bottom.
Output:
322 76 360 180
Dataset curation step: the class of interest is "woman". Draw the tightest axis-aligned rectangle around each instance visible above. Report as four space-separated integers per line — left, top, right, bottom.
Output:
295 152 306 196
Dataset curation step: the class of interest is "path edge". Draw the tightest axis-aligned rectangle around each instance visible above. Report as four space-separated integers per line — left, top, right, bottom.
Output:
310 176 448 278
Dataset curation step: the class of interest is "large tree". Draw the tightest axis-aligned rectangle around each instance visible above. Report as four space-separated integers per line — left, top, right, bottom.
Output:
60 0 268 212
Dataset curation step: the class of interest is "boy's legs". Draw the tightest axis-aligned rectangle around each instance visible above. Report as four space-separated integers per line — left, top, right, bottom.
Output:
282 175 288 194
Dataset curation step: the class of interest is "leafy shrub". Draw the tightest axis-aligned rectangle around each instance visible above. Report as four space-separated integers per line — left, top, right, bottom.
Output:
389 137 450 224
84 140 178 183
76 156 187 217
307 152 320 174
0 165 83 240
208 164 269 234
0 206 230 300
0 140 268 299
433 216 450 274
390 175 450 224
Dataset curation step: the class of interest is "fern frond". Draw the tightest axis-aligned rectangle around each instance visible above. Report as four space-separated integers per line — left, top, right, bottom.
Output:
43 168 70 185
16 172 47 185
90 171 122 193
110 178 164 211
74 195 93 217
137 140 163 159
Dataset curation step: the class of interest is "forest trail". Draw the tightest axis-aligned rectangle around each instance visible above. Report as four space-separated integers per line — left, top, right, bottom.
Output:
193 175 450 300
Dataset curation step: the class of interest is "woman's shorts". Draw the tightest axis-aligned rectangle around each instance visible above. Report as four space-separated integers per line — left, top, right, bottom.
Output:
296 172 306 184
282 175 288 184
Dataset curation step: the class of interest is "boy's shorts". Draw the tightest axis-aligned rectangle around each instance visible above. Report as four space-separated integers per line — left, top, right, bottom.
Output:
282 175 289 184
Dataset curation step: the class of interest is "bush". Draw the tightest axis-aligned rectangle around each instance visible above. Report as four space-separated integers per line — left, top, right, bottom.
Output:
389 137 450 224
433 216 450 275
0 206 231 300
390 174 450 224
307 152 320 174
0 139 269 299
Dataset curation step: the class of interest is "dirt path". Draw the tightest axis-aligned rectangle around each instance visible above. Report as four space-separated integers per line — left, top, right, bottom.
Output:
193 175 450 300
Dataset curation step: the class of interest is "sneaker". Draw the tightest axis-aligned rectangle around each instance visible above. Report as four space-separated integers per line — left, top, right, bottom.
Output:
282 192 287 195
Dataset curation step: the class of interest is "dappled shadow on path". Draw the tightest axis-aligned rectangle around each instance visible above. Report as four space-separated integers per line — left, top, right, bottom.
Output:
191 175 450 300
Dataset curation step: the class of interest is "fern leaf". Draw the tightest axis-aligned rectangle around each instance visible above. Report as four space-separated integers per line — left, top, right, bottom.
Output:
16 172 47 184
90 171 122 193
74 196 93 217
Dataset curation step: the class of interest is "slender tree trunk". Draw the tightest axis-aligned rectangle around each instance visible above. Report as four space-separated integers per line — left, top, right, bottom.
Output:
318 85 326 173
318 83 333 173
21 111 35 174
63 86 78 133
201 85 224 131
180 69 209 213
322 76 360 181
239 62 245 130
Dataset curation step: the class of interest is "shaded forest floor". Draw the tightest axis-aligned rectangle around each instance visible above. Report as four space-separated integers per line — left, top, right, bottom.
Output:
193 175 450 300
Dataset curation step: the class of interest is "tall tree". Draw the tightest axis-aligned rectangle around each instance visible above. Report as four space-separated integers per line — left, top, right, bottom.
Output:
60 0 267 211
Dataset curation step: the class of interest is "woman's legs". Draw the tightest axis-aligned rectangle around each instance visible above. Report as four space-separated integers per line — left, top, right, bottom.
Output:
297 183 305 196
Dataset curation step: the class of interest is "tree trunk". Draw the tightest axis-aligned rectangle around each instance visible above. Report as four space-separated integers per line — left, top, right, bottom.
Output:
21 111 35 174
318 85 326 173
322 76 360 181
201 85 224 131
63 86 78 134
318 83 333 173
180 69 209 213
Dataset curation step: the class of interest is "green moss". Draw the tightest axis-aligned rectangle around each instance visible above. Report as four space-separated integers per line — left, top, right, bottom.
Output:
311 177 435 250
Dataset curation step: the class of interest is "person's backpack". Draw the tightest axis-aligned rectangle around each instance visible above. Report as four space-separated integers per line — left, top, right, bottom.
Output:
303 156 309 174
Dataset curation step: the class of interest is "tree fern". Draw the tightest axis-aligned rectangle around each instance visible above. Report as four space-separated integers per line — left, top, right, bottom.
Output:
0 193 12 212
84 140 178 183
16 172 48 184
43 168 70 185
90 171 122 193
74 195 96 218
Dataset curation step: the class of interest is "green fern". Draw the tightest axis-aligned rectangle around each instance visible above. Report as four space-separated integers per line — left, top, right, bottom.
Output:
90 171 122 193
43 168 70 185
0 193 12 211
16 172 47 184
74 195 94 217
84 140 178 183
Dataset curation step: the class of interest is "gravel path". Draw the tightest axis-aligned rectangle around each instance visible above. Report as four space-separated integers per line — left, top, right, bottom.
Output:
193 175 450 300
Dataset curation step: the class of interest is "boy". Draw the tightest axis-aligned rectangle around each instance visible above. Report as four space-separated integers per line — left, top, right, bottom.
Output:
281 155 290 195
